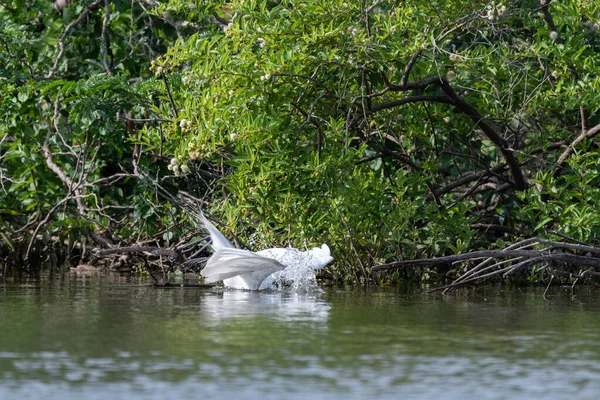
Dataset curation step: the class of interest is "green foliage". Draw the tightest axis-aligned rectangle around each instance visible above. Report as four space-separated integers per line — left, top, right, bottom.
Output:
149 0 600 281
0 0 209 263
518 145 600 243
1 0 600 284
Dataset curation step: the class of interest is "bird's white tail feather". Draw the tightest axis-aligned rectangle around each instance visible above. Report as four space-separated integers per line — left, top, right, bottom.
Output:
202 248 285 290
201 213 235 249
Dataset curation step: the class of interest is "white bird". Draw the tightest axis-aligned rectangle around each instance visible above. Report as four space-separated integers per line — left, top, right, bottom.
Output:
200 214 334 290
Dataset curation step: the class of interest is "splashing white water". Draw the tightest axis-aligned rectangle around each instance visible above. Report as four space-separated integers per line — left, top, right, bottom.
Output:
257 248 323 292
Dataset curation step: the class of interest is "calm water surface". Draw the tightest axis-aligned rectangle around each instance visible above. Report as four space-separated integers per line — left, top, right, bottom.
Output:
1 273 600 399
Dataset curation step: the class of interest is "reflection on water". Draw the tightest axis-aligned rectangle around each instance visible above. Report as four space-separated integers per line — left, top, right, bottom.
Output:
1 274 600 399
201 289 331 325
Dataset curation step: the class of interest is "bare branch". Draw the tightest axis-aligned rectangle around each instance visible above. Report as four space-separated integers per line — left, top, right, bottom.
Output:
370 95 453 112
366 139 421 171
160 71 179 119
94 246 179 259
101 0 112 74
504 254 600 276
434 164 508 197
117 116 171 123
372 249 546 271
374 238 600 272
441 238 542 292
43 97 86 215
212 12 230 27
399 51 421 88
25 196 71 261
364 72 527 189
47 0 104 78
554 122 600 176
437 78 527 189
470 223 520 234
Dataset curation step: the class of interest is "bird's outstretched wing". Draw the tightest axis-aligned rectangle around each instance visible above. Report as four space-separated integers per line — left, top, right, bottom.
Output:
201 248 286 290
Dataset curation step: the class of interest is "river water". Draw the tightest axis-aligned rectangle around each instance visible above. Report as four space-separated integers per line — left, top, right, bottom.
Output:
1 273 600 399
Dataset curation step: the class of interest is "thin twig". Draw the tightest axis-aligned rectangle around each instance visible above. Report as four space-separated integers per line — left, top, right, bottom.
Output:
101 0 112 74
161 71 179 119
543 274 553 299
555 122 600 175
47 0 104 78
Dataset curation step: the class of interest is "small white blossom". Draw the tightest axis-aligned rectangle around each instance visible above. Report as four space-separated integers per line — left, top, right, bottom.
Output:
447 70 456 80
180 164 190 174
257 38 266 48
170 157 178 166
189 151 200 160
230 133 237 141
550 31 559 41
443 117 451 124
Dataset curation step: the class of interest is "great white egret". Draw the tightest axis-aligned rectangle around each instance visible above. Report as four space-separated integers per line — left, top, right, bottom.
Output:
200 214 333 290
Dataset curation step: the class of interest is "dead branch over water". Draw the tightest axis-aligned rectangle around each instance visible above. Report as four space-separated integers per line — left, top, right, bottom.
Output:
372 238 600 293
92 232 212 285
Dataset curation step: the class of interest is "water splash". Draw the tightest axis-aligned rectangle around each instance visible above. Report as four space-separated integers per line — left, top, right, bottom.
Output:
256 248 322 292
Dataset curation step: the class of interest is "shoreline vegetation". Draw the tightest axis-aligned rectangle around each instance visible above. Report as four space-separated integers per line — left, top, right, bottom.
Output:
1 1 600 289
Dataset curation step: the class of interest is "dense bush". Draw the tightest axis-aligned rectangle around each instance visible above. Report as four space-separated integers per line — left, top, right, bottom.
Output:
1 0 599 283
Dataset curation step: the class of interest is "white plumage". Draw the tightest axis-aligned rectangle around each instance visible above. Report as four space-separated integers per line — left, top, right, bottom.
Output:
200 214 333 290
